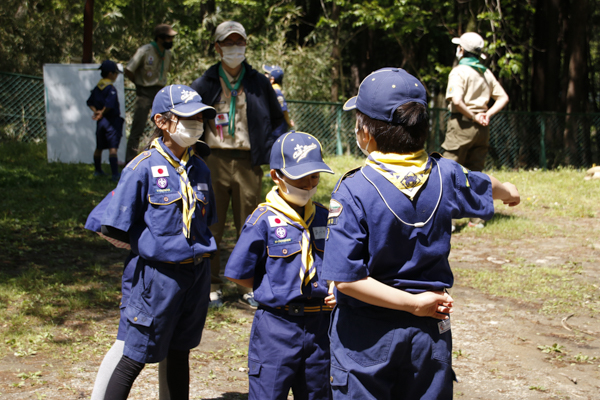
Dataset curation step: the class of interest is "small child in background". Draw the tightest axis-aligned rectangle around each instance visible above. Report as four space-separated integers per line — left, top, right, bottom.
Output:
87 60 124 182
225 131 335 400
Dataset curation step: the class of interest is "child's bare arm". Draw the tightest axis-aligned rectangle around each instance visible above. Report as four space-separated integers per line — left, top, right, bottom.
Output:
489 175 520 207
335 277 453 319
227 277 254 288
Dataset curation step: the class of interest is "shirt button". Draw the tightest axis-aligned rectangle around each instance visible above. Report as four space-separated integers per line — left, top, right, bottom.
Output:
133 317 138 322
163 196 169 202
192 236 196 240
282 249 288 255
313 282 318 288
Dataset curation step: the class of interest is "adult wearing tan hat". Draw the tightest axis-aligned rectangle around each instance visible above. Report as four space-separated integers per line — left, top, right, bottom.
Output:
124 24 177 163
191 21 284 308
443 32 509 229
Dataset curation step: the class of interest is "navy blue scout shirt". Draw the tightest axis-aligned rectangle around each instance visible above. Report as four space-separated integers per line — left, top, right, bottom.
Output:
321 154 494 308
86 81 121 121
224 202 330 307
102 139 217 263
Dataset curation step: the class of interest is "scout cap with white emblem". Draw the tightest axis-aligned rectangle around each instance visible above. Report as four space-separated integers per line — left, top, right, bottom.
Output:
343 68 427 123
151 84 216 120
270 131 334 179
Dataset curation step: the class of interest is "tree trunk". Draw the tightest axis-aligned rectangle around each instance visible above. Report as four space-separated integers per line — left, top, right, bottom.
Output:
531 0 560 112
563 0 588 166
82 0 94 63
330 2 341 102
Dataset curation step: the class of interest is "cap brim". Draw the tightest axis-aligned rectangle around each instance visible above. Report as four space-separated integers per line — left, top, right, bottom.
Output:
281 162 334 180
194 140 211 157
171 103 217 119
343 96 357 111
451 37 461 45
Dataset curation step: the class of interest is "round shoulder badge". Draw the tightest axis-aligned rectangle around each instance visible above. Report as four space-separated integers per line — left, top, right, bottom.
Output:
275 226 287 239
156 177 168 189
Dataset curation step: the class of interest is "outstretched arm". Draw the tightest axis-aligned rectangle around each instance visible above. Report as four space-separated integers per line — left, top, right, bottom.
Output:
335 277 453 320
488 175 520 207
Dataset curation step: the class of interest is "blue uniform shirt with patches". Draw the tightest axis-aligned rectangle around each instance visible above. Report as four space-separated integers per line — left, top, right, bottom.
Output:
321 154 494 307
86 82 121 121
224 201 330 307
102 139 217 263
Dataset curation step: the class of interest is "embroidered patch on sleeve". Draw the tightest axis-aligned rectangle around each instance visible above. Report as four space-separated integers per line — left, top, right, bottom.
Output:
151 165 169 177
328 199 343 218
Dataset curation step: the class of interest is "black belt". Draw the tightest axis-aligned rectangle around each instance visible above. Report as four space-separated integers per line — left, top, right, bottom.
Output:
166 253 211 266
210 148 250 159
259 302 332 316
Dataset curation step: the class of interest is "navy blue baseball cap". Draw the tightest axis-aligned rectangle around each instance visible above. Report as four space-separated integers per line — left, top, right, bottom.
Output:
270 131 333 179
151 85 216 120
99 60 120 73
262 64 284 82
343 68 427 123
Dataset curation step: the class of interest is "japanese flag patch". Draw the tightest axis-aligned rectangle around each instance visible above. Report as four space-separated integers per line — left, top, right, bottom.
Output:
151 166 169 177
268 215 287 227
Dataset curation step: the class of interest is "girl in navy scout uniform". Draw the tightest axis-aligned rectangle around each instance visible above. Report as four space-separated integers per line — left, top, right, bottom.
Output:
100 84 217 400
225 131 336 400
322 68 520 400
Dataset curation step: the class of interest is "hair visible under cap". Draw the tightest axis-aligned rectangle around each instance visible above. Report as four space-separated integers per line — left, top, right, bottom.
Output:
357 102 428 154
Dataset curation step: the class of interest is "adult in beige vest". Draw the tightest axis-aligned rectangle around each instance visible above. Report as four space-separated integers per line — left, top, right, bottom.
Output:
442 32 509 229
124 24 176 163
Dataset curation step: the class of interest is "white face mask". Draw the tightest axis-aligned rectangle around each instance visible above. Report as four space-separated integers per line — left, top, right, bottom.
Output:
168 119 204 148
277 173 317 207
355 127 371 157
221 45 246 69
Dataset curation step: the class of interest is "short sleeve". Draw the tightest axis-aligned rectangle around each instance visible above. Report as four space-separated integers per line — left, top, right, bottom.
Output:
126 47 144 74
486 70 507 100
101 167 145 232
446 68 465 101
451 164 494 221
321 187 370 283
224 221 267 280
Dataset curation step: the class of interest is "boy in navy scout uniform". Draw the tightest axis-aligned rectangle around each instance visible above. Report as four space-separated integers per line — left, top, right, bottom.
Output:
322 68 521 400
100 84 217 400
225 131 336 400
87 60 125 182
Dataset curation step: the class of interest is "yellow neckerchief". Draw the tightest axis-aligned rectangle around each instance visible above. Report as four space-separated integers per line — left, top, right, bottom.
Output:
259 186 316 293
97 78 113 91
365 150 432 200
150 138 196 238
272 83 282 91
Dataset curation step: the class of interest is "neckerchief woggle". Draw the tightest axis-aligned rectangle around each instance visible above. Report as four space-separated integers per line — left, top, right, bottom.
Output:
218 63 246 138
150 41 166 81
150 138 196 238
459 56 487 74
96 78 113 91
258 187 316 293
365 150 432 201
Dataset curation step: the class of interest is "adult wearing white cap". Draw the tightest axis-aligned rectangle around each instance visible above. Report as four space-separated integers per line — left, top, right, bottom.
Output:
443 32 509 229
191 21 284 307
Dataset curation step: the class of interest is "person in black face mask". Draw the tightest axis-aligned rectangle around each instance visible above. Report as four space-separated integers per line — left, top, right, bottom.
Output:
124 24 177 164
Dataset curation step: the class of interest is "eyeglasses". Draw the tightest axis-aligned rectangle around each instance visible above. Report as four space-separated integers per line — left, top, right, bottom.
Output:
219 40 247 47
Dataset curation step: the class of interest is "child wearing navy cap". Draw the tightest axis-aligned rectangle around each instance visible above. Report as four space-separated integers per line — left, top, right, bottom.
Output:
225 131 336 400
322 68 520 399
87 60 125 182
99 84 217 400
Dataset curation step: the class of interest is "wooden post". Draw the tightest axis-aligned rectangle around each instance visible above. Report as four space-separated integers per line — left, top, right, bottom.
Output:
82 0 94 63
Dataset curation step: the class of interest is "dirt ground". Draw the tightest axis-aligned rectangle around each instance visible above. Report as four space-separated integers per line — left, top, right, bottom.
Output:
1 215 599 399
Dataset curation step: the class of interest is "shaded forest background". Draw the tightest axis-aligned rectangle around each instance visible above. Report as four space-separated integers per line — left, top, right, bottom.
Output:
1 0 599 115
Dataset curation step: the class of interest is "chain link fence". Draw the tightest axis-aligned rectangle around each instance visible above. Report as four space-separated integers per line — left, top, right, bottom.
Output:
1 71 599 169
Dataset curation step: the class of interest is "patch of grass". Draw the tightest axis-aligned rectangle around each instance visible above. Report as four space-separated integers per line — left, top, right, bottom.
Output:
455 260 600 315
